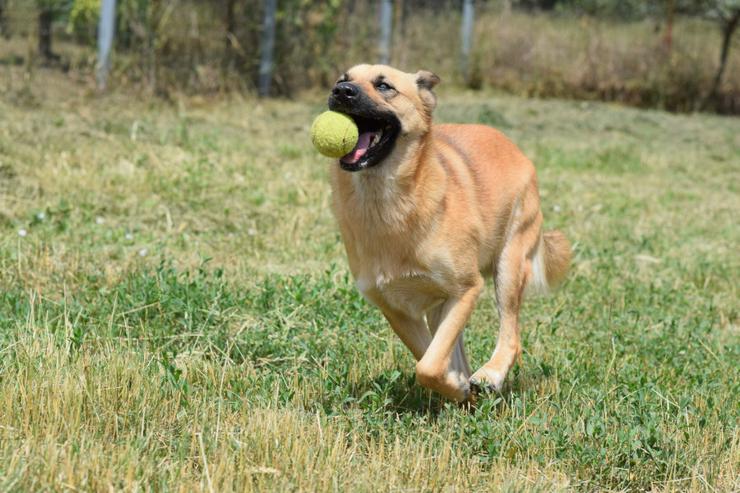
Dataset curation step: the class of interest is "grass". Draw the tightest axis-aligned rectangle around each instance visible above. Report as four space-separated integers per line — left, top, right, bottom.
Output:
0 69 738 491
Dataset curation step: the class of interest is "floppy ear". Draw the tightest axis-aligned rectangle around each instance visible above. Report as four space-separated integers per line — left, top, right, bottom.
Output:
416 70 440 112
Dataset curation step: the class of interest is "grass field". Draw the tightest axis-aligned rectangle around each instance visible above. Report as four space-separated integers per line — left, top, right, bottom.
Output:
0 70 738 491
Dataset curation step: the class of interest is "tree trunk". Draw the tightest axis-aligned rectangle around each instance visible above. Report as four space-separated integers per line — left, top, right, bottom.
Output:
38 8 56 60
378 0 392 65
257 0 277 97
223 0 237 72
0 0 7 39
146 0 162 94
97 0 117 90
460 0 475 85
663 0 674 53
704 10 740 109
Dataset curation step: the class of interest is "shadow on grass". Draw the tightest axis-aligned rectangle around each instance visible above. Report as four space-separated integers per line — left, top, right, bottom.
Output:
343 371 446 418
338 364 549 419
505 363 549 394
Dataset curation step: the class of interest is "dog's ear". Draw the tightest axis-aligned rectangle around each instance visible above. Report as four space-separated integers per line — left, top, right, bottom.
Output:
416 70 440 91
416 70 440 112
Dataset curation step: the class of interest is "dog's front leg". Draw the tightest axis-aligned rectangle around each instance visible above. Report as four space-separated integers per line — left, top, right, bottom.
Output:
379 307 432 362
364 292 432 361
415 276 484 402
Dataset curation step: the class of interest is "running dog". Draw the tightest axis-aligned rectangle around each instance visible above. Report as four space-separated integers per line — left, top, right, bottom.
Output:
326 64 571 403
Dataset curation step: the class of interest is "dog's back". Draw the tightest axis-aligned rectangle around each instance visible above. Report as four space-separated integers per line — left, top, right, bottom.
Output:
430 123 569 288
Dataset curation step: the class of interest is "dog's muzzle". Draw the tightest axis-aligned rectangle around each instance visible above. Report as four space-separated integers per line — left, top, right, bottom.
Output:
325 81 402 172
328 82 360 112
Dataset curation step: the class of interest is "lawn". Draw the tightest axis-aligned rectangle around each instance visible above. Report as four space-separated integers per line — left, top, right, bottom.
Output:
0 70 738 491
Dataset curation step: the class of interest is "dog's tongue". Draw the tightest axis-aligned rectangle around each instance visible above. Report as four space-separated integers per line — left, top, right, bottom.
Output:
341 132 373 165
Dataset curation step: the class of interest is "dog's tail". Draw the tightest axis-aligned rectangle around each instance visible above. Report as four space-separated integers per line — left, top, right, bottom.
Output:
529 230 571 294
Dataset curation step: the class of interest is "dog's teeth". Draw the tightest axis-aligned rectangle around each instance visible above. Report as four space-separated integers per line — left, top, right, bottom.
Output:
369 131 382 148
373 131 383 147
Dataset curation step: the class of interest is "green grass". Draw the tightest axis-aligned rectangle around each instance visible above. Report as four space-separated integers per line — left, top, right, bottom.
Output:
0 70 738 491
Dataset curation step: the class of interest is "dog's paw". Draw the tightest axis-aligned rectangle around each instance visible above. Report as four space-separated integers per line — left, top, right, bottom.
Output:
468 377 495 396
458 390 478 411
469 367 506 395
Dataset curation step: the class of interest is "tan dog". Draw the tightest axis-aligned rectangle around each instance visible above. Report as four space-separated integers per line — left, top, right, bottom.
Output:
326 64 570 403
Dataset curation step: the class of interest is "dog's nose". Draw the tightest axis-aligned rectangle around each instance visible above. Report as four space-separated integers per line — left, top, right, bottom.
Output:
332 82 358 100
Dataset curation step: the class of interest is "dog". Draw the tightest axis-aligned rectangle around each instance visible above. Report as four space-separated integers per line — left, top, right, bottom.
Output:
326 64 571 403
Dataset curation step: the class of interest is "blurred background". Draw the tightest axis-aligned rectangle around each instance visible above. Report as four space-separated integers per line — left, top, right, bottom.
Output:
0 0 738 113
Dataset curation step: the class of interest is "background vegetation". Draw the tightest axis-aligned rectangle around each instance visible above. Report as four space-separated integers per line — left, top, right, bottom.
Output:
0 0 738 112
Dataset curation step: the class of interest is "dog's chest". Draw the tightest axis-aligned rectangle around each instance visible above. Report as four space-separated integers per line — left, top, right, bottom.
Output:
356 269 446 317
333 168 454 316
353 244 457 317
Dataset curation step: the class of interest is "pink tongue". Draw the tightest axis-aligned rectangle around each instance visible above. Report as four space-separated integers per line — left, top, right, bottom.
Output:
341 132 373 164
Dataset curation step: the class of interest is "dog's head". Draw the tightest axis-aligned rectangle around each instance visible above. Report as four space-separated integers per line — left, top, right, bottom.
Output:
328 64 440 172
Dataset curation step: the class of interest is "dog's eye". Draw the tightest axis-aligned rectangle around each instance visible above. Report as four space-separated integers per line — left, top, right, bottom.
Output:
376 82 393 92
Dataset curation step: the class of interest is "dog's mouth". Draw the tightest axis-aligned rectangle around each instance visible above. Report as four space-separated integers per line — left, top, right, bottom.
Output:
329 112 399 172
338 114 399 171
327 83 402 172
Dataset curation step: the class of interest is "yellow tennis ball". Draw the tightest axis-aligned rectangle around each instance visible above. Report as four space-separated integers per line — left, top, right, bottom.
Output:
310 111 359 158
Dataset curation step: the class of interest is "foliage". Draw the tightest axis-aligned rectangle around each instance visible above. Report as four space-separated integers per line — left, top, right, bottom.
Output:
516 0 738 18
67 0 98 42
34 0 71 10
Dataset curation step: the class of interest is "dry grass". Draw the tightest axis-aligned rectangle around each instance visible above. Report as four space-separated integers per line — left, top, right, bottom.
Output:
0 325 572 491
0 67 738 491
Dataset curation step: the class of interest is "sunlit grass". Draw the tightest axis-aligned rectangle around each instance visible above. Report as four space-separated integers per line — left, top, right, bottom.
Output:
0 69 738 491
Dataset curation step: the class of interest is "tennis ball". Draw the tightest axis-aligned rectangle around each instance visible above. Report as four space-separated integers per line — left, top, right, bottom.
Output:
310 111 359 158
